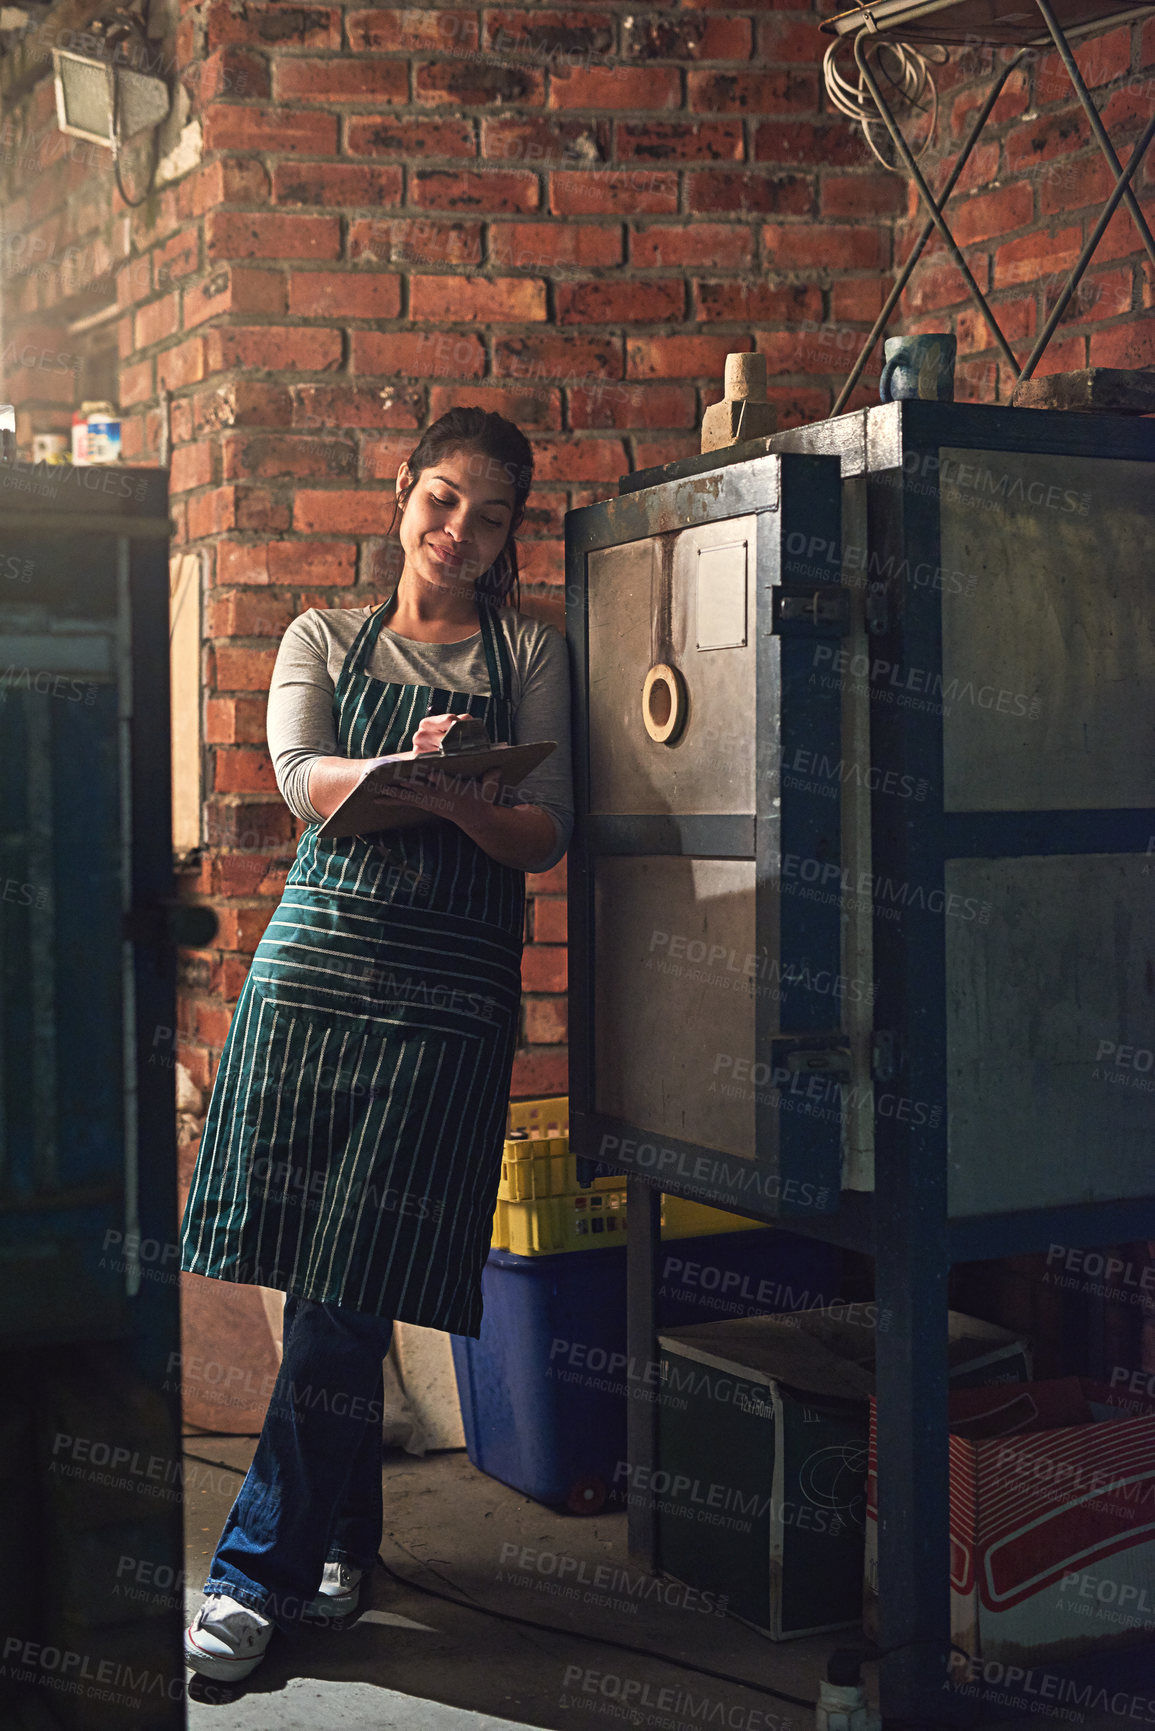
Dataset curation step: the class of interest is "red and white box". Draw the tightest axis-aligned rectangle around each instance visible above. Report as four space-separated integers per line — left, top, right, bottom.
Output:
865 1377 1155 1663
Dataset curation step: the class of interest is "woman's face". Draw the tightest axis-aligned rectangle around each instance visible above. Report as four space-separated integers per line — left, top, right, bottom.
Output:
395 447 518 598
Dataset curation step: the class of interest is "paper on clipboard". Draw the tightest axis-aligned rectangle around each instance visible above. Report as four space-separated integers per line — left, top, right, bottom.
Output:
316 740 557 838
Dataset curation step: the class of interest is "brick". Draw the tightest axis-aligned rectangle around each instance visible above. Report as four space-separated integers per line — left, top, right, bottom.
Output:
133 291 181 351
292 383 421 429
199 46 270 102
630 222 753 267
951 181 1034 247
212 645 279 693
829 276 889 322
194 381 294 431
177 157 271 222
616 121 744 162
170 439 215 493
756 14 825 60
427 383 562 428
993 225 1081 288
694 280 821 322
549 65 681 109
903 252 987 312
1060 267 1134 322
490 222 623 268
761 222 888 269
533 896 567 942
183 266 288 328
235 489 293 532
1089 317 1155 368
416 60 545 107
484 8 613 58
347 8 477 52
556 279 683 323
411 169 540 213
521 945 568 994
269 540 358 583
208 591 299 637
689 170 813 215
213 747 279 795
621 13 751 59
1005 109 1090 171
529 438 628 481
205 695 268 746
202 107 338 156
205 326 343 371
206 2 341 51
221 432 358 480
1094 204 1155 265
567 381 697 430
288 271 401 318
1040 25 1132 98
494 333 623 380
347 116 476 158
957 296 1034 353
187 485 237 540
752 120 865 167
272 58 409 103
524 997 567 1043
951 72 1028 137
358 437 422 481
480 115 610 169
205 211 341 263
820 175 906 219
351 218 483 267
352 329 487 376
157 337 208 392
293 490 397 533
154 228 200 288
687 69 816 114
273 162 403 206
626 334 752 379
549 170 678 216
410 274 547 320
1040 151 1121 217
1028 334 1086 377
763 384 830 428
510 1048 568 1096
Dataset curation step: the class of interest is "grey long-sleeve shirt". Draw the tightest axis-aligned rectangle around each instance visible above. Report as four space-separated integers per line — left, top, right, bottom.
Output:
266 603 574 873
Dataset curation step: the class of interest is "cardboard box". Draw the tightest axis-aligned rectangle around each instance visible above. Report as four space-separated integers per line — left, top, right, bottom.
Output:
865 1376 1155 1664
656 1306 1030 1639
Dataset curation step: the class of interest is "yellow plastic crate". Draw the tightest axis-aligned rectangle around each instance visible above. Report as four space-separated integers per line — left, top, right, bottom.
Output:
492 1187 629 1255
492 1097 761 1252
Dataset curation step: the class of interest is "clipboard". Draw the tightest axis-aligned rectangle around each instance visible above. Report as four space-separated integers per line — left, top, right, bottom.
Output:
317 739 557 838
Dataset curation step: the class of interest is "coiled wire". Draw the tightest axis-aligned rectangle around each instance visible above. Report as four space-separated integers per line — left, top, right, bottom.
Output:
823 33 948 171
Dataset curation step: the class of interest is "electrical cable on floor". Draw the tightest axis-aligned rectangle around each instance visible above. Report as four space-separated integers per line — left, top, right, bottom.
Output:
181 1448 998 1729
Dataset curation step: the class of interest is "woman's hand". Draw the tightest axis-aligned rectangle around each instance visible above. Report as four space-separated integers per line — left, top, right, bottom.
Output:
410 712 461 754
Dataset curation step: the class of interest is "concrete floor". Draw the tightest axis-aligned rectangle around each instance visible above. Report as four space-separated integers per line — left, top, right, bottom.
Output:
181 1434 1155 1731
181 1431 852 1731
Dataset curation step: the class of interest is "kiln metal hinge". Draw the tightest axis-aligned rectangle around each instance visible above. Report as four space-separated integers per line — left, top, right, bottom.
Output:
772 585 851 636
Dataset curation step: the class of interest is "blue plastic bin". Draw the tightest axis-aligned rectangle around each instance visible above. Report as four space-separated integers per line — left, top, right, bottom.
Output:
450 1227 840 1512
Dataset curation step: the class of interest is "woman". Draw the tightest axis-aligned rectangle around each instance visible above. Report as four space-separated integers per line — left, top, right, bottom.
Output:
180 408 572 1681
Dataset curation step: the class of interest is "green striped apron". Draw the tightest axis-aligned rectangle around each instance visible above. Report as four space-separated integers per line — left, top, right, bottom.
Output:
180 598 525 1336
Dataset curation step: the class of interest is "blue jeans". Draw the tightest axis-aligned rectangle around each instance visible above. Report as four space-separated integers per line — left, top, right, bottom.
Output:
204 1293 394 1633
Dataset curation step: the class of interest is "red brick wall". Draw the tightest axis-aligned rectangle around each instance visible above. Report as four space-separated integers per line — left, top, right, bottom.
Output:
2 1 1151 1118
891 15 1155 394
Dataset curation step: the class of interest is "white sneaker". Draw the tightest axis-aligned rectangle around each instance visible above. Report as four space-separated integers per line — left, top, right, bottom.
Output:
184 1594 274 1680
302 1560 363 1622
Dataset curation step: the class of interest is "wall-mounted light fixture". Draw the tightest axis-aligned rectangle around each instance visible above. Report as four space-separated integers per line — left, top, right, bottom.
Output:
51 9 169 204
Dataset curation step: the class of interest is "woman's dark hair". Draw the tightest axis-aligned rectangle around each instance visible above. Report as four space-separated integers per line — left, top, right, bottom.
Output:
386 407 534 611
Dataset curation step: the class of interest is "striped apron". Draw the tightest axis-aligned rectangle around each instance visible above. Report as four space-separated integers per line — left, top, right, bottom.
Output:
179 599 525 1336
